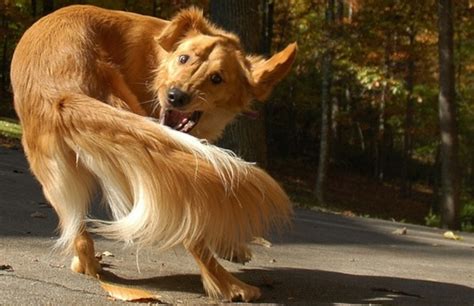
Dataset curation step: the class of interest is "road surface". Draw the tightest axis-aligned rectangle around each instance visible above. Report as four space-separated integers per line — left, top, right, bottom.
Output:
1 147 473 304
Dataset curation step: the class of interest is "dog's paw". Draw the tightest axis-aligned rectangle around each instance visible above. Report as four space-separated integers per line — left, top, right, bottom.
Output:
70 255 101 277
225 253 252 264
229 283 261 302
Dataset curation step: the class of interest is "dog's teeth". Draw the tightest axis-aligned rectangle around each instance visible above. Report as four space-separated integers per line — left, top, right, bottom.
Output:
159 109 167 125
182 120 196 132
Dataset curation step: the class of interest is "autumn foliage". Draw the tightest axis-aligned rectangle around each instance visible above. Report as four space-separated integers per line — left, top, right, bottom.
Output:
1 0 473 230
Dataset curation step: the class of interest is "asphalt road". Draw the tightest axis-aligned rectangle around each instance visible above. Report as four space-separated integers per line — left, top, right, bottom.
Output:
1 146 473 304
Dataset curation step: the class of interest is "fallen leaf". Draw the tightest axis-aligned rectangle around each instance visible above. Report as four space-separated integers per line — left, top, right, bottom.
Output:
49 263 65 269
38 202 51 208
0 264 14 272
392 227 407 235
251 237 272 248
342 210 356 217
443 231 462 241
100 281 160 302
30 211 47 218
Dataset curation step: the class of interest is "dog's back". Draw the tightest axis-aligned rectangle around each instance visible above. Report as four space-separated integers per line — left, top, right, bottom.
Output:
12 5 166 120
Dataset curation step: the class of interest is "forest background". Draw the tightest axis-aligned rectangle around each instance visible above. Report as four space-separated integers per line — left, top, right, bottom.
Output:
0 0 473 231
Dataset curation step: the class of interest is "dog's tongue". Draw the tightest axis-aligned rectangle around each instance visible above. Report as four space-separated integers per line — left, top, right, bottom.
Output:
159 109 201 133
168 110 189 127
159 109 188 127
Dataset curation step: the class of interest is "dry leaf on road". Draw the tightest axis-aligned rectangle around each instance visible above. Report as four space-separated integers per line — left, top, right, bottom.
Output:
30 211 47 218
443 231 462 241
0 264 14 272
100 281 160 302
392 227 407 235
251 237 272 248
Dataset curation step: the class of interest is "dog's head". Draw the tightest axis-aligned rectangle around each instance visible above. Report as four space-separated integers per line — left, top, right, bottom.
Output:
153 8 297 142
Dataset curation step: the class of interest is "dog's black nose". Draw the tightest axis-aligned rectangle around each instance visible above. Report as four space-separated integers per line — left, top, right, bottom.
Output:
167 87 190 108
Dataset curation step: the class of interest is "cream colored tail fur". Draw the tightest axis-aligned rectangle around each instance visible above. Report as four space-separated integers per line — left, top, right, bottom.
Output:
53 94 291 258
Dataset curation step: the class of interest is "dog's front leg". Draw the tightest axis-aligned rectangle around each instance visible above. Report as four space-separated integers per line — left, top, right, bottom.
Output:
186 243 261 302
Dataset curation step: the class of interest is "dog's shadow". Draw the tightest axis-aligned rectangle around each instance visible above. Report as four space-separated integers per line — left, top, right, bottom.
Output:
99 269 202 295
99 267 474 304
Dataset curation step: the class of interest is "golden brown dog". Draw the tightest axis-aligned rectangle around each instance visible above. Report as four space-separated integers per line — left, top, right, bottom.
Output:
10 5 296 301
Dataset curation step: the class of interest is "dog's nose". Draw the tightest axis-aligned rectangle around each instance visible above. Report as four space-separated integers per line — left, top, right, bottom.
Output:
167 87 190 108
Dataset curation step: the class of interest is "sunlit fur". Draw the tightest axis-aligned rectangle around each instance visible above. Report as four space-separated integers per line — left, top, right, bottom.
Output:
10 5 296 302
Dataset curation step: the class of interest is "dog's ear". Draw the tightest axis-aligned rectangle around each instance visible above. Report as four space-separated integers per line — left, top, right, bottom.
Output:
249 42 297 101
157 7 210 52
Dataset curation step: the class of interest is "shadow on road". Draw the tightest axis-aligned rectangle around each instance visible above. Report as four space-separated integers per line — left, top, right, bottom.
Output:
99 266 474 304
2 148 474 304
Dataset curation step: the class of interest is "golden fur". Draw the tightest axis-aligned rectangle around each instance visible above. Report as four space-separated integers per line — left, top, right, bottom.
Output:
10 5 296 302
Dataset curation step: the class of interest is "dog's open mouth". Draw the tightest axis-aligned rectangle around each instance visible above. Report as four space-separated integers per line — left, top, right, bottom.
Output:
159 109 203 133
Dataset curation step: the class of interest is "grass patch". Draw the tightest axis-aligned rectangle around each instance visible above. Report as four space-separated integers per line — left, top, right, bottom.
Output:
0 117 21 139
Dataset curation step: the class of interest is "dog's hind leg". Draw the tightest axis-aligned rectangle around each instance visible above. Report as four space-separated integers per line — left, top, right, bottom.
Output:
24 137 100 276
70 230 101 276
187 243 261 302
215 244 252 264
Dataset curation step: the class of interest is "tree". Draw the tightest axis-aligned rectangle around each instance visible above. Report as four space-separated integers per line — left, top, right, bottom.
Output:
401 28 415 196
42 0 53 15
209 0 268 166
31 0 37 18
1 1 11 97
314 0 335 204
438 0 460 229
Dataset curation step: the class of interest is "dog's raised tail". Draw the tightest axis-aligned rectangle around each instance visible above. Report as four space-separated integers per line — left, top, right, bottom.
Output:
56 94 292 257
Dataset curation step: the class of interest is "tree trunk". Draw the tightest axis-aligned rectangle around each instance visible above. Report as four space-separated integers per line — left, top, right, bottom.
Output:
314 0 335 204
375 31 392 182
336 0 344 21
261 0 273 56
332 0 344 160
31 0 37 18
432 144 441 215
401 30 416 196
210 0 268 166
375 80 386 182
152 0 158 17
438 0 460 230
42 0 54 15
1 11 8 95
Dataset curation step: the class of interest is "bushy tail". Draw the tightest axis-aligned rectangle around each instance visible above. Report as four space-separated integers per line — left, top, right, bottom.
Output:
56 94 292 257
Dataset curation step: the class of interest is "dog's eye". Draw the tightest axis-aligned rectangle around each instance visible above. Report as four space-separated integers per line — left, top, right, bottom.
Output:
178 55 189 64
210 73 223 84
